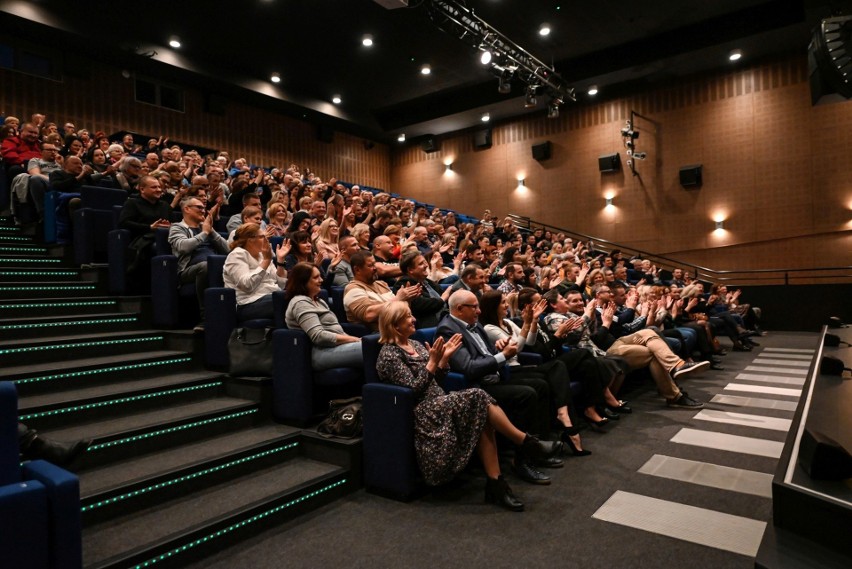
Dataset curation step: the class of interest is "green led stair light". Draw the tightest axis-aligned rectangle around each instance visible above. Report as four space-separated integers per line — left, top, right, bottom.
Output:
0 300 116 310
13 356 192 385
0 316 137 330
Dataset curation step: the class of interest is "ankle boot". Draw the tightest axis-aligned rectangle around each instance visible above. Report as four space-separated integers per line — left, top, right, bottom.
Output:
521 433 563 460
484 476 524 512
25 433 91 466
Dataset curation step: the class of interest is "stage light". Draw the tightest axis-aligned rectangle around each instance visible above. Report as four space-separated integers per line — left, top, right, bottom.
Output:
397 133 406 142
332 95 341 104
169 36 181 49
480 50 492 65
547 101 560 119
588 85 599 95
729 49 742 61
524 85 538 108
481 113 490 122
421 64 431 75
362 34 374 47
539 23 551 37
270 73 281 84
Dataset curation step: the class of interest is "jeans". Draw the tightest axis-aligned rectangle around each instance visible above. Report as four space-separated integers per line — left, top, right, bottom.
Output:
311 341 363 371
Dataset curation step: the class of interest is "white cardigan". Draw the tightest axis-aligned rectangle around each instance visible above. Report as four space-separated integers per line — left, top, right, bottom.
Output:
222 247 286 306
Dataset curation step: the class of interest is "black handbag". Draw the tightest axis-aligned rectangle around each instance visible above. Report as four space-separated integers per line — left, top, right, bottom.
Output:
228 327 274 376
317 397 363 438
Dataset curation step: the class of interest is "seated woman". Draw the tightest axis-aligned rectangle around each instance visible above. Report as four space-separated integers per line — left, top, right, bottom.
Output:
313 217 340 261
266 202 290 237
285 262 363 371
282 230 316 274
223 223 289 321
227 205 265 243
376 301 561 512
479 290 589 455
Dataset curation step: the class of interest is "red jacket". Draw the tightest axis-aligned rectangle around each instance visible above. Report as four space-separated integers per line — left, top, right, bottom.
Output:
1 136 41 167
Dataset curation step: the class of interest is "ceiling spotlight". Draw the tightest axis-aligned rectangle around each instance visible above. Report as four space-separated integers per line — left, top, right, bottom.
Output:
587 85 599 96
168 36 181 49
420 64 431 75
270 73 281 84
481 112 490 123
539 23 551 37
729 49 743 61
332 95 342 104
362 34 374 47
524 85 538 108
480 50 492 65
397 133 406 142
547 101 560 119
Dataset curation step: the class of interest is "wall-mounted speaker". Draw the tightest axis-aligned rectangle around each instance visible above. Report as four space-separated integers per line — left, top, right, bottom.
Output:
317 125 334 144
532 141 551 161
473 128 492 149
679 164 703 188
421 136 439 153
598 153 620 172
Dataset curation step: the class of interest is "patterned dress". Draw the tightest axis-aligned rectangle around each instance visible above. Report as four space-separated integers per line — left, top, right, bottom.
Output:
376 341 495 486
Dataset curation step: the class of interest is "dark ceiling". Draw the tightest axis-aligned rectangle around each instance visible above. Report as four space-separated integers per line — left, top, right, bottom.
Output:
1 0 849 143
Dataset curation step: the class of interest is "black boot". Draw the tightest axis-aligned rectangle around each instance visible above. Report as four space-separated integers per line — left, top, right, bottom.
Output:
521 433 563 460
23 431 92 467
485 476 524 512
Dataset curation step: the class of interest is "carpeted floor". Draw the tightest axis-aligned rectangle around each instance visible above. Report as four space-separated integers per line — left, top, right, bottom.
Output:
182 332 818 569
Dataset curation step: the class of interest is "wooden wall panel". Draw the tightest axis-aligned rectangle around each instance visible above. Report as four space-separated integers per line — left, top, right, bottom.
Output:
389 54 852 273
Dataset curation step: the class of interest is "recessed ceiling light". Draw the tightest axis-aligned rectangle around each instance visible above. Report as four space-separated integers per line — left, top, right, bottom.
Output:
362 34 373 47
481 112 490 122
332 95 342 104
420 64 431 75
397 133 406 142
729 49 743 61
168 36 181 49
480 50 492 65
588 85 599 95
271 73 281 83
539 23 551 37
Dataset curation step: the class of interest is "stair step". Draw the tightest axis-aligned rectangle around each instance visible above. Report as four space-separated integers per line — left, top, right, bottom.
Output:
7 350 195 395
80 429 302 524
18 372 226 429
83 459 348 569
0 330 169 366
0 280 99 298
43 397 261 467
0 244 49 254
0 234 35 242
0 311 142 338
0 267 81 281
0 297 121 317
0 255 62 264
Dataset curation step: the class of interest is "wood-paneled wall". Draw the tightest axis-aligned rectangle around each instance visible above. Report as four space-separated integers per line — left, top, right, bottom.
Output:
0 66 390 189
390 55 852 273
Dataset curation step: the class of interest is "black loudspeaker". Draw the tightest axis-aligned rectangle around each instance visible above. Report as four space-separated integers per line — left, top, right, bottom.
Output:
473 128 492 149
798 428 852 480
679 165 703 188
598 153 620 172
317 125 334 144
532 141 552 161
203 94 227 116
421 136 439 153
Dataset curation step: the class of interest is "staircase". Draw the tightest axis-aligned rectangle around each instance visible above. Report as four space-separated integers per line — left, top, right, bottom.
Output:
0 217 360 569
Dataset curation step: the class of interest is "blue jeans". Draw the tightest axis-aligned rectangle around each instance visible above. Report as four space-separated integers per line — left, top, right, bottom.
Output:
311 341 363 371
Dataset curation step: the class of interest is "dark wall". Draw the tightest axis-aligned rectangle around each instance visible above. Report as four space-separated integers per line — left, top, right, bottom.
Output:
739 284 852 332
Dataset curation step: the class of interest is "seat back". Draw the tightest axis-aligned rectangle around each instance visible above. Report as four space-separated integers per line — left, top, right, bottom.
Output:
362 334 382 384
0 382 20 486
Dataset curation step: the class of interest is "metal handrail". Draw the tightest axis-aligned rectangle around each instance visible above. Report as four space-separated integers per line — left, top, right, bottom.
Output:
505 214 852 285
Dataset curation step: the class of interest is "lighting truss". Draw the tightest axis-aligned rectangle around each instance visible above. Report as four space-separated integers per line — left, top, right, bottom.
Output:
425 0 575 105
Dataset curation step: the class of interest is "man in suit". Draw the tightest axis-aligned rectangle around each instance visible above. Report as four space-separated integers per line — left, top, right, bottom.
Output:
437 290 562 485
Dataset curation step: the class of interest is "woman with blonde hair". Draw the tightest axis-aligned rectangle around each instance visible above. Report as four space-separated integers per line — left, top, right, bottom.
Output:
223 223 289 321
313 217 340 260
266 202 290 237
350 223 371 251
376 301 560 511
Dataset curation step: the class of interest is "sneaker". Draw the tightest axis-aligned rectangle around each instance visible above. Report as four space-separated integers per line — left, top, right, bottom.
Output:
667 392 704 409
672 360 710 380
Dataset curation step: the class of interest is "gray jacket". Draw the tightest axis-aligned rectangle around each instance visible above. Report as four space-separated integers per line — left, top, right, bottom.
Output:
168 221 229 275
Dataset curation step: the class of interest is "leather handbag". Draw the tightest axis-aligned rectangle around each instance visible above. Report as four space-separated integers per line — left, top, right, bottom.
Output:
317 397 363 438
228 327 274 376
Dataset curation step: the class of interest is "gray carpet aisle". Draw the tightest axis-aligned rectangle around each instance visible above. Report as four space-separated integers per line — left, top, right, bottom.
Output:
182 332 816 569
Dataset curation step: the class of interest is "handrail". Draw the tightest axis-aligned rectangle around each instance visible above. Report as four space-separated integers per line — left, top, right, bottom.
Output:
505 214 852 285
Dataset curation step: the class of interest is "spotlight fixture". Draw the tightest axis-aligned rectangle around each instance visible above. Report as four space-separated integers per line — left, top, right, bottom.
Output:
547 100 560 119
332 95 342 104
270 73 281 84
481 112 490 122
421 64 431 75
729 49 743 61
524 85 538 108
480 50 492 65
538 23 551 37
588 85 599 96
168 36 181 49
397 133 406 142
362 34 374 47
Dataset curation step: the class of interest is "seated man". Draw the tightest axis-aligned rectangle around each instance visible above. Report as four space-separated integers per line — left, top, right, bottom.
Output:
343 251 419 330
328 235 360 287
119 175 172 289
1 122 41 181
392 251 447 328
168 196 229 331
226 193 266 232
437 290 560 485
24 141 62 220
447 262 488 299
371 234 401 285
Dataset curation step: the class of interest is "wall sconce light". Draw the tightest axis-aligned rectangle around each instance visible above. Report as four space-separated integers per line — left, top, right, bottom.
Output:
445 163 453 172
518 178 525 186
605 197 613 207
715 220 724 230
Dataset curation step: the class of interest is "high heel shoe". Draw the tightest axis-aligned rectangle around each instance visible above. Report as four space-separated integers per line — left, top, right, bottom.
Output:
561 430 592 457
607 400 632 414
584 413 610 430
485 475 524 512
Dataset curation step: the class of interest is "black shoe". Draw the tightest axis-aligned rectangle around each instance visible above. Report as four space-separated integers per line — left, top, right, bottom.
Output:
520 434 563 461
607 400 632 414
600 407 620 420
667 391 704 409
746 338 760 347
25 435 92 466
512 460 551 485
672 360 710 380
584 414 611 430
561 430 592 457
535 456 564 469
485 476 524 512
732 343 752 352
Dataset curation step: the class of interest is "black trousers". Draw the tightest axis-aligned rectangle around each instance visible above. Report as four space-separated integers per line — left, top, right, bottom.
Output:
484 370 550 438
